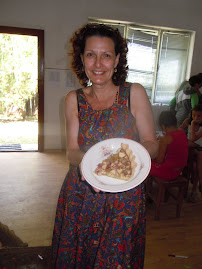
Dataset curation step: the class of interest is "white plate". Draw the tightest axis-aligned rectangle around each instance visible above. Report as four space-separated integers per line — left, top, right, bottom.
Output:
81 138 151 193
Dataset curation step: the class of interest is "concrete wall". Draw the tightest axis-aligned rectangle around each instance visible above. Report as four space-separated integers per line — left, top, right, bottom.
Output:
1 0 201 149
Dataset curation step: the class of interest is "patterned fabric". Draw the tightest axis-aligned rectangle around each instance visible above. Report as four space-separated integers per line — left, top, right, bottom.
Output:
52 82 146 269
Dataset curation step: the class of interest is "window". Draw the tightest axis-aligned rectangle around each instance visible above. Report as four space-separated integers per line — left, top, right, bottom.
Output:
89 18 194 104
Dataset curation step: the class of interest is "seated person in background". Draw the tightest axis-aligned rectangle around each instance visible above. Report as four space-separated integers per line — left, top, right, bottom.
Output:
149 110 188 180
180 104 202 202
170 74 202 127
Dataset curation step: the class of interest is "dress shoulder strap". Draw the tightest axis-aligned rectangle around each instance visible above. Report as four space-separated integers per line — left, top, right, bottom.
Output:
76 83 131 111
76 88 89 112
118 82 131 110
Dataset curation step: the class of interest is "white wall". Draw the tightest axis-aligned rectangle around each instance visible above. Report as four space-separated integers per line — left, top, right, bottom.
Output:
1 0 202 149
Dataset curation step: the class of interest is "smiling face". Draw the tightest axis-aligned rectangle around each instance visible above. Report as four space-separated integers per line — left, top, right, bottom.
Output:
81 36 120 87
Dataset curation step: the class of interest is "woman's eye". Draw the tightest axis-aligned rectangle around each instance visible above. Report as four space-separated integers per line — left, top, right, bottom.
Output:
86 52 93 57
104 54 111 58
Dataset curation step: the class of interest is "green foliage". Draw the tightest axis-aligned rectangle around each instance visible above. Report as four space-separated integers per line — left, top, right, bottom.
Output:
0 34 38 119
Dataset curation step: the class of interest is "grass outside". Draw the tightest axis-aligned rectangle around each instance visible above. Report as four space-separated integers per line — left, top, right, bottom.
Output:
0 120 38 145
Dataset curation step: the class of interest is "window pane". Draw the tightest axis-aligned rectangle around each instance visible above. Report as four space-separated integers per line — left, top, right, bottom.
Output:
126 27 158 99
127 70 154 99
155 32 190 103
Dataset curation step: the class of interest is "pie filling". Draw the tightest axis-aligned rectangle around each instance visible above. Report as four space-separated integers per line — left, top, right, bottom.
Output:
94 143 137 181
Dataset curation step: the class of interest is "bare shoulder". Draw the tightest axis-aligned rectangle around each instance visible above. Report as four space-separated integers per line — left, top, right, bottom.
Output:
161 134 172 144
64 89 77 105
130 83 149 103
130 83 146 94
64 90 78 118
129 82 151 113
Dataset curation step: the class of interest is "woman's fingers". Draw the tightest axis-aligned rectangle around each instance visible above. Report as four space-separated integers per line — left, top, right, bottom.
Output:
79 164 102 193
79 164 85 181
93 187 100 193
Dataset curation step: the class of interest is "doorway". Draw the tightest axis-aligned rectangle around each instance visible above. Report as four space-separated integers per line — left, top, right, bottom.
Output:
0 26 44 152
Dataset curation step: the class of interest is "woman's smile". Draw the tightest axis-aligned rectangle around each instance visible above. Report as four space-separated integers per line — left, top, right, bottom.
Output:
81 36 119 86
93 71 104 75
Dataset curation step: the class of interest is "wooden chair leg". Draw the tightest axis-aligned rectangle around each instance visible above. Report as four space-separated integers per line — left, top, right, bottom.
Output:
164 189 170 202
155 183 165 220
182 166 189 198
145 176 153 200
176 185 186 218
184 178 189 199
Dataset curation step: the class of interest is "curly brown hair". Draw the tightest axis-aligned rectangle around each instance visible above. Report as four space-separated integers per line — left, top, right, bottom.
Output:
69 23 128 87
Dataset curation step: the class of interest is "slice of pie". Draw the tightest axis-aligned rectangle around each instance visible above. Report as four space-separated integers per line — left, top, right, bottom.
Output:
94 143 137 181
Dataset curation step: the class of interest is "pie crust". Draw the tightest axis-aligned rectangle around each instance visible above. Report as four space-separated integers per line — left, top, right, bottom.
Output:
94 143 137 181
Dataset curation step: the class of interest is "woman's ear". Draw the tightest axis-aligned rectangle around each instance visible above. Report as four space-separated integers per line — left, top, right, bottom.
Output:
115 53 120 68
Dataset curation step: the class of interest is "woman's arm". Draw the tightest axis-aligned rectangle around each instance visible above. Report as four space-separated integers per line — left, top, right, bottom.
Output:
130 83 159 159
65 90 100 192
64 90 85 166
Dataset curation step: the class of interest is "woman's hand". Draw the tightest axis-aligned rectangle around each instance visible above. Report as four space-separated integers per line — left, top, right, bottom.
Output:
79 163 101 193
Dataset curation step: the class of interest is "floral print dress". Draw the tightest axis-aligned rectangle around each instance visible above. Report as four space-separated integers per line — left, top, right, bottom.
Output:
52 82 146 269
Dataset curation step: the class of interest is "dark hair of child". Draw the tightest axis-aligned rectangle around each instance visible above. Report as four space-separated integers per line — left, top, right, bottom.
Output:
159 110 177 128
189 75 201 86
196 73 202 83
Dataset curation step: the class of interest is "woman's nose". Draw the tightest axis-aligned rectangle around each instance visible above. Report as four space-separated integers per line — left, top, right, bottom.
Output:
95 56 101 67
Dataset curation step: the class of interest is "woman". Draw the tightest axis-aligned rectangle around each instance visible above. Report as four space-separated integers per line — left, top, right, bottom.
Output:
52 23 158 268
